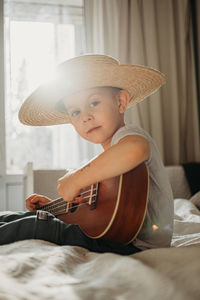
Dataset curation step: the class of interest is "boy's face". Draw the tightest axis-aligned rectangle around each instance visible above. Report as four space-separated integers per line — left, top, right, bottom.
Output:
62 87 130 149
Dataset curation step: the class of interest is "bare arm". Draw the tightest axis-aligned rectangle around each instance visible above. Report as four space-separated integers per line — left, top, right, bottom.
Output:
76 135 149 188
57 135 149 202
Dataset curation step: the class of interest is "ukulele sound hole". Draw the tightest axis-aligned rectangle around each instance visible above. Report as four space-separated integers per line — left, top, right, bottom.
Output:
69 203 78 213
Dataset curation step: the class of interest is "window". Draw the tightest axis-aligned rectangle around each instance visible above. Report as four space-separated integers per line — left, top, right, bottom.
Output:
4 0 102 173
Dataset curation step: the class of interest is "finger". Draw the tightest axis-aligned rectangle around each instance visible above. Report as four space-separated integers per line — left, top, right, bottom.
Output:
74 196 83 203
31 195 45 203
28 205 36 212
31 196 41 203
26 202 37 211
25 193 37 202
27 194 40 203
25 195 38 210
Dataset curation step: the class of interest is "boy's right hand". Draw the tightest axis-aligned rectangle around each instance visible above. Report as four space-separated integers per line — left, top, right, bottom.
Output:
25 194 52 212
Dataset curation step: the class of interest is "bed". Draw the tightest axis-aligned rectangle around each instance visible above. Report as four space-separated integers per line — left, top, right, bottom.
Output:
0 166 200 300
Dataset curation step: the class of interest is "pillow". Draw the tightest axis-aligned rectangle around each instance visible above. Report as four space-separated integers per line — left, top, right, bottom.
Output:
189 191 200 210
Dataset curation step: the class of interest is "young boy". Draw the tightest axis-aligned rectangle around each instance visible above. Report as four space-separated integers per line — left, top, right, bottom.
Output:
0 54 174 254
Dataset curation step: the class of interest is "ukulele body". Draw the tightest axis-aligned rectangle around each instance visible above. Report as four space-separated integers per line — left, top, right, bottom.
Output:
58 163 149 244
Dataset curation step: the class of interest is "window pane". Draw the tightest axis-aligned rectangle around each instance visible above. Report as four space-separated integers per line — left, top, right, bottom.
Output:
4 0 100 174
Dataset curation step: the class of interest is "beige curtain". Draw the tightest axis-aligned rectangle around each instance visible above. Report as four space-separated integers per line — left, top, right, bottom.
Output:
84 0 200 165
195 0 200 129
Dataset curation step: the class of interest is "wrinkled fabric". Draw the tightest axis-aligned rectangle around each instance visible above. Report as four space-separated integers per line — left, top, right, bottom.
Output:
0 211 141 255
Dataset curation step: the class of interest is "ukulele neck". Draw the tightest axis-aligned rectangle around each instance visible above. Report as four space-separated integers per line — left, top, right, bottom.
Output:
38 183 99 216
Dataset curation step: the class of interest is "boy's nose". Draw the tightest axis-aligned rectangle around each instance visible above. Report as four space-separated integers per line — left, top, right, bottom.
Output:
82 111 93 122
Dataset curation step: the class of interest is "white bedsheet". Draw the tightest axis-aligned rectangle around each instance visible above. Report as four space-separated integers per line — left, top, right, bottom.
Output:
0 196 199 300
172 197 200 247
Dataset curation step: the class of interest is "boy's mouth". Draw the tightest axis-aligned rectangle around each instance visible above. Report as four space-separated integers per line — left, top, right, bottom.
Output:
87 126 101 133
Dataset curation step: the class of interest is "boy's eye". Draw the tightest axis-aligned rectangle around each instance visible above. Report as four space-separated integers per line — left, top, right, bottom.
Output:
90 101 99 107
71 110 80 117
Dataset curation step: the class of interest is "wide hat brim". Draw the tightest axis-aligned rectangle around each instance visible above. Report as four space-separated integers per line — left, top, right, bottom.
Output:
18 54 166 126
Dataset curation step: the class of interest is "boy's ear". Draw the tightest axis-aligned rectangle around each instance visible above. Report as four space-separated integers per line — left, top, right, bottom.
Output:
117 90 130 113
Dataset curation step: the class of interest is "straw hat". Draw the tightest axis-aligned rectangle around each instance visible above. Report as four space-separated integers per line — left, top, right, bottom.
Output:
18 54 166 126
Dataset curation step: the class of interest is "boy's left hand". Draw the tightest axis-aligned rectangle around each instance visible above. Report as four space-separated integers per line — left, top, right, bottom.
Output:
57 170 83 203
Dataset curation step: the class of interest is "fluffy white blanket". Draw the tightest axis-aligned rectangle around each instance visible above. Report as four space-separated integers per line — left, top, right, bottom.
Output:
0 195 200 300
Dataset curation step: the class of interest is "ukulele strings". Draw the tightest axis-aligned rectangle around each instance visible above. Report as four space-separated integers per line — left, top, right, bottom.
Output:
44 196 97 215
49 198 97 215
41 186 97 210
39 186 98 215
51 194 97 214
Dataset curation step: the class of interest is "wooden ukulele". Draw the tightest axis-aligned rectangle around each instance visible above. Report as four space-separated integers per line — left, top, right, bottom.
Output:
37 162 149 245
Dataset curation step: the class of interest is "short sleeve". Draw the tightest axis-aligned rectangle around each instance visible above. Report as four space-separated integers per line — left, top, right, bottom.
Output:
111 125 152 164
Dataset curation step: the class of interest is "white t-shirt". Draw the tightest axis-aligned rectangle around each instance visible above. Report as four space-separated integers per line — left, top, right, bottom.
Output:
111 124 174 250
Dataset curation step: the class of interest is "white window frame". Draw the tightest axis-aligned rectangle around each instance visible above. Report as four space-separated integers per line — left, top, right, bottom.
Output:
0 0 5 178
0 0 88 210
0 0 10 209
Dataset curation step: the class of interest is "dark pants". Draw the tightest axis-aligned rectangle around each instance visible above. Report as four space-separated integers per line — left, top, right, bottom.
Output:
0 211 142 255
